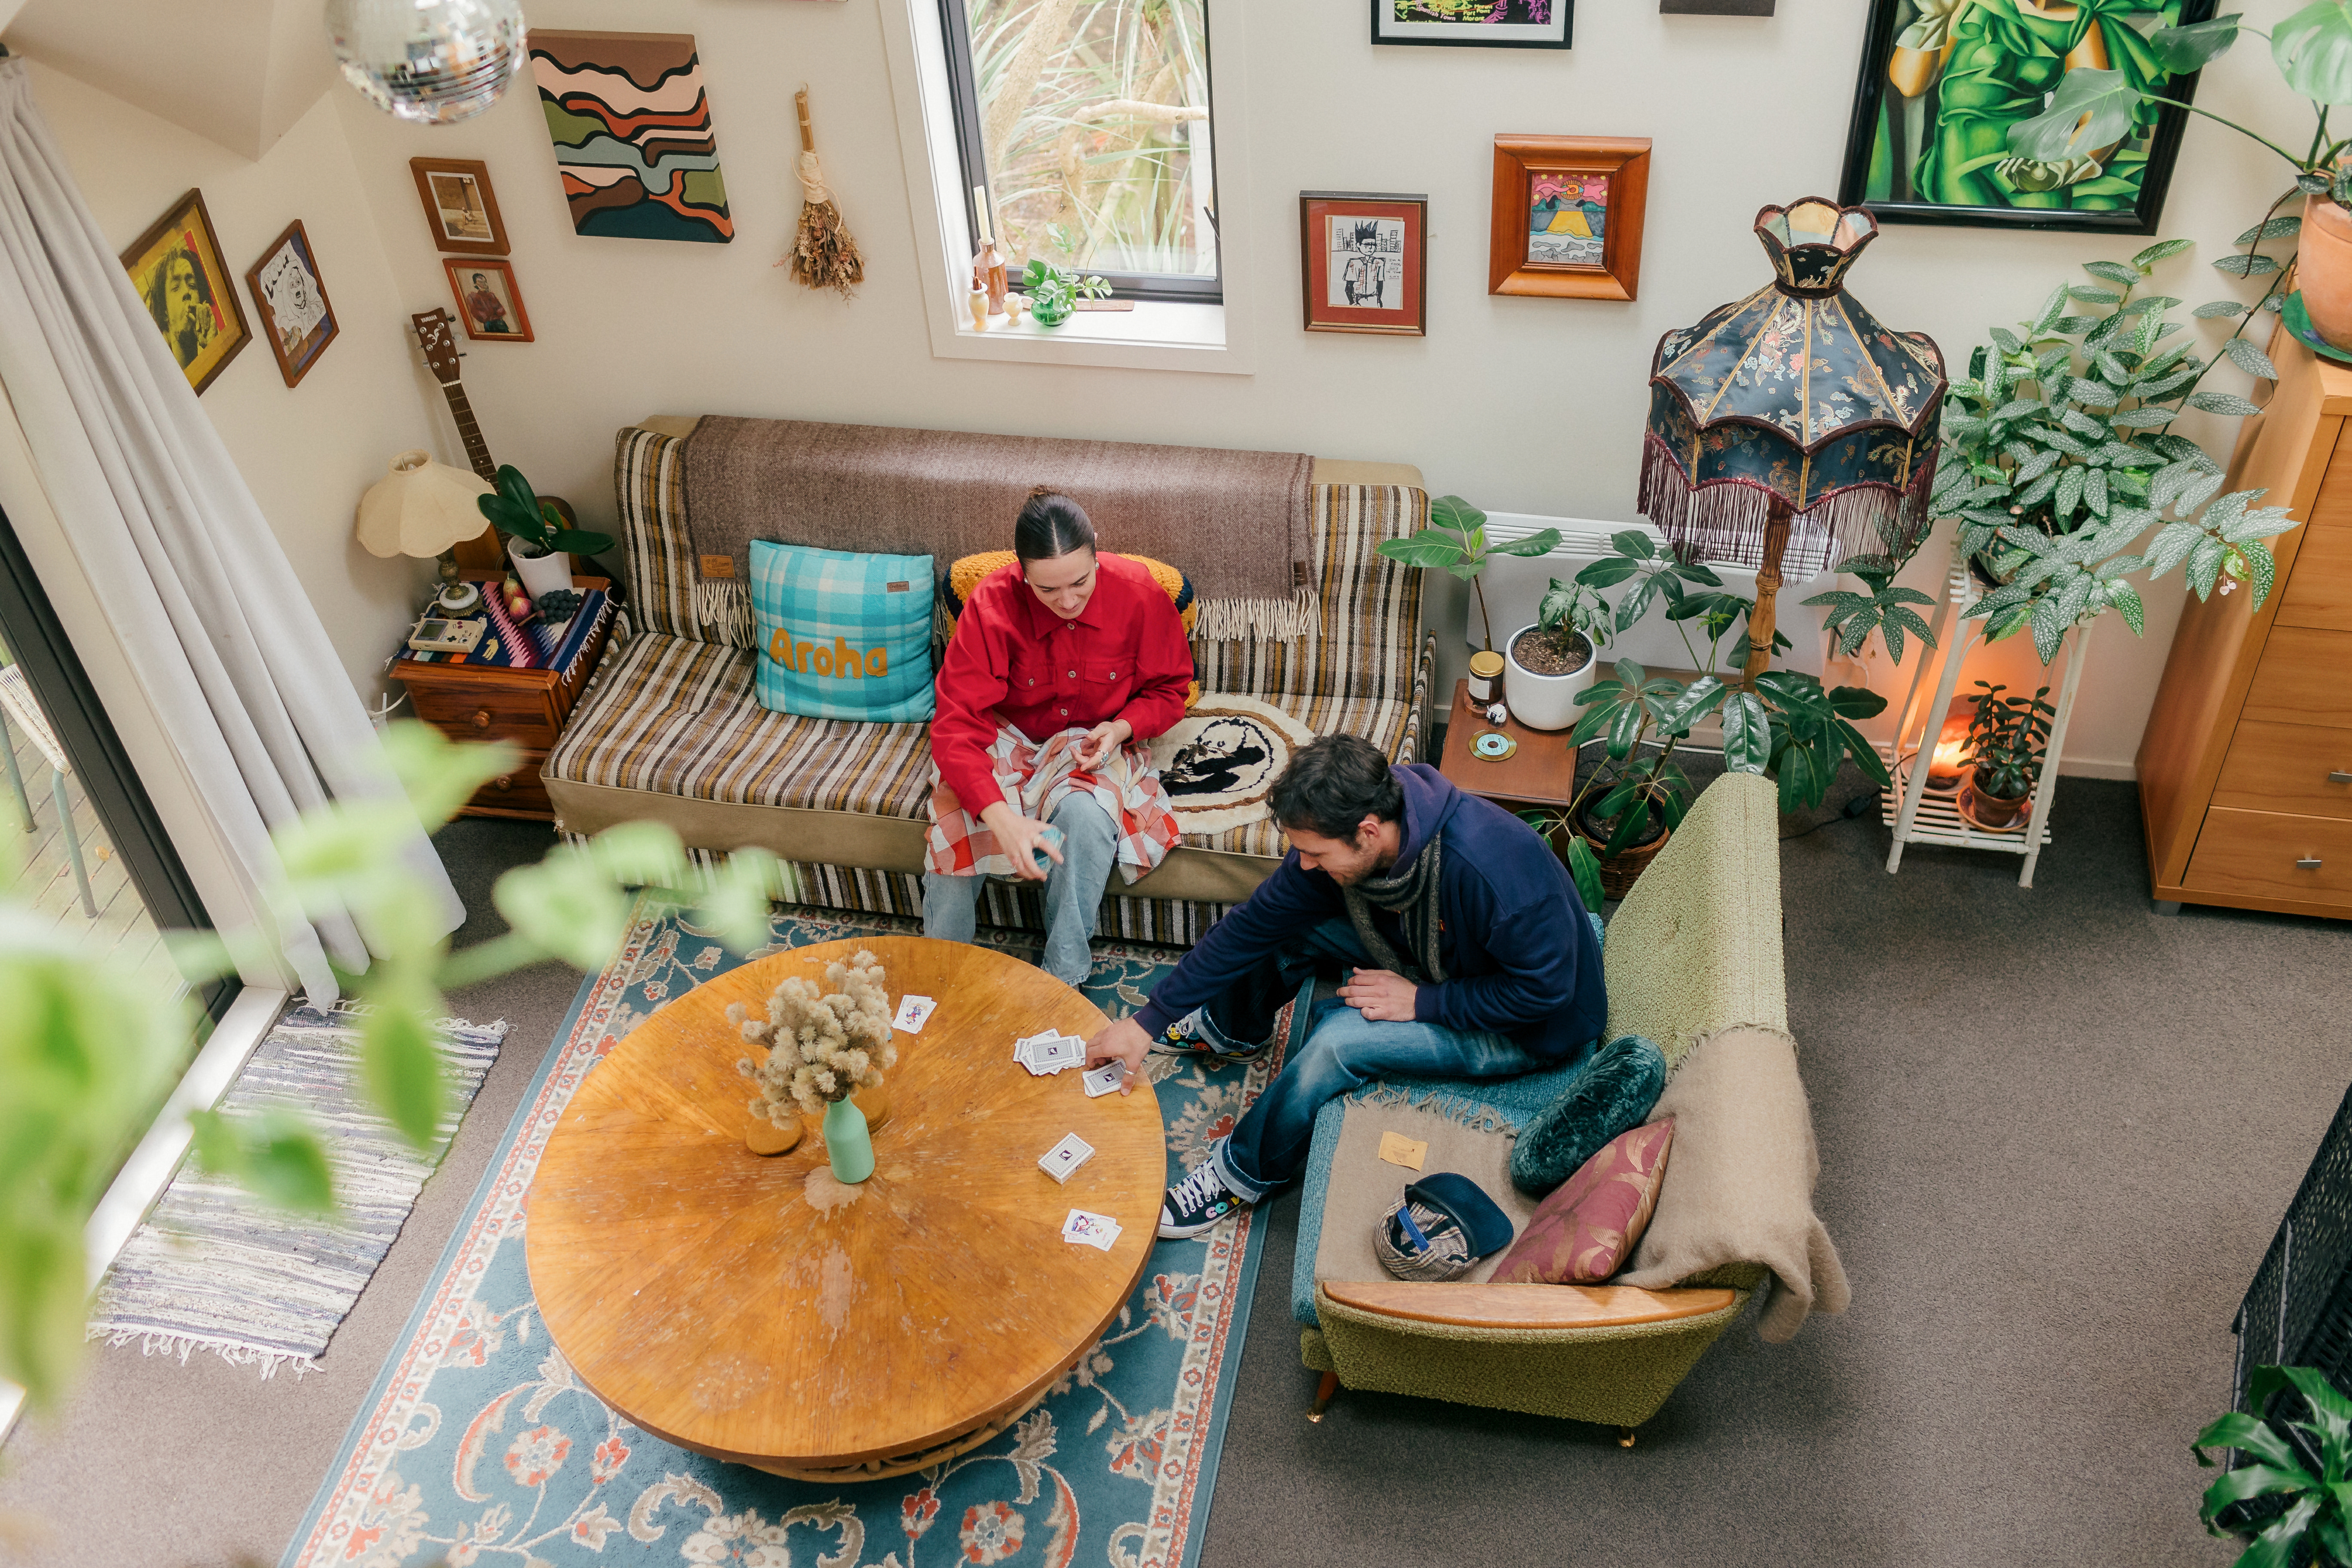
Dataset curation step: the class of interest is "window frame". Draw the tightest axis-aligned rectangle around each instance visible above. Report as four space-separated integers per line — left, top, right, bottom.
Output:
934 0 1224 305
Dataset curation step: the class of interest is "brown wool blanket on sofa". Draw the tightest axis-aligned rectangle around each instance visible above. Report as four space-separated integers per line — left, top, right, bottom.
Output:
681 416 1316 640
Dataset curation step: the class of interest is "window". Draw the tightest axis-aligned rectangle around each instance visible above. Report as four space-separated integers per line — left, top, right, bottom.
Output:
938 0 1219 303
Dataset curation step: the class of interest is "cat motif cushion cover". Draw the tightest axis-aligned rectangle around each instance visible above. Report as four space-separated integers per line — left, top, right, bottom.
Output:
1490 1118 1676 1286
750 540 935 723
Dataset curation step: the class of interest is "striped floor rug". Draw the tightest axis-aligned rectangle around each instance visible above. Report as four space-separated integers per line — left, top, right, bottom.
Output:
86 1004 506 1377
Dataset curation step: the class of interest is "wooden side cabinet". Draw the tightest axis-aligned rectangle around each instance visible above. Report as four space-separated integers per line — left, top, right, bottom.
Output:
2139 332 2352 918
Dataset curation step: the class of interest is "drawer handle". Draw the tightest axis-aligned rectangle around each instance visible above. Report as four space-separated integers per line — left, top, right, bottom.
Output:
2331 771 2352 785
493 775 512 792
2298 856 2324 870
470 709 492 730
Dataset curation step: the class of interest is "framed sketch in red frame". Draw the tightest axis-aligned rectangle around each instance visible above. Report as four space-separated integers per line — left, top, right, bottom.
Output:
444 258 533 343
1489 136 1650 301
1300 191 1427 336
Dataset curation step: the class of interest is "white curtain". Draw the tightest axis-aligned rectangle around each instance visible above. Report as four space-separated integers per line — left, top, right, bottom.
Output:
0 58 461 1001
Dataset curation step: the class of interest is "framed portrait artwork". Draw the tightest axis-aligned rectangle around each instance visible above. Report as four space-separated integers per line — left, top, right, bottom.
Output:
1299 193 1427 336
1488 136 1650 301
410 158 510 256
1837 0 2215 234
1374 0 1571 48
444 259 534 343
120 188 250 394
243 221 338 389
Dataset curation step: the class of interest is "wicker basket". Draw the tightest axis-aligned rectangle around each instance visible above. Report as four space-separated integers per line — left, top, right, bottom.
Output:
1575 822 1670 903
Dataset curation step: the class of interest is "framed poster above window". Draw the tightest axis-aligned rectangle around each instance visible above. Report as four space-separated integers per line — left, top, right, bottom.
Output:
1300 191 1426 336
1837 0 2216 234
1374 0 1571 48
1488 136 1650 301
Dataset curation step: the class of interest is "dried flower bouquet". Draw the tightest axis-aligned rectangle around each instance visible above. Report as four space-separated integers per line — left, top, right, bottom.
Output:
731 949 896 1124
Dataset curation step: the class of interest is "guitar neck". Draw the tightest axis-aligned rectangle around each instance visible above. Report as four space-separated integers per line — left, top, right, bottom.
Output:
440 383 496 483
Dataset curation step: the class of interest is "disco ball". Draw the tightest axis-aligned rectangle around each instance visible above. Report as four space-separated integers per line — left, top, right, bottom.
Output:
325 0 527 126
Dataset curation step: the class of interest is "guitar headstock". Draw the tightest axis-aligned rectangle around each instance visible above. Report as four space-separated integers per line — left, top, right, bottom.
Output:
411 308 462 385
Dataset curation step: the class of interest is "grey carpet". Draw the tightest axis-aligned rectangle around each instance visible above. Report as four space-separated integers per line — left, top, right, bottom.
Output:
4 786 2345 1566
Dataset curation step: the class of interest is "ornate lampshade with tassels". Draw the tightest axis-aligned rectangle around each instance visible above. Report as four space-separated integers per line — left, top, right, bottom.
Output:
1639 198 1947 685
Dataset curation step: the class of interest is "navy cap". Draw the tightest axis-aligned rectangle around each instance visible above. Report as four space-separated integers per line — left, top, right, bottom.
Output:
1405 1173 1514 1258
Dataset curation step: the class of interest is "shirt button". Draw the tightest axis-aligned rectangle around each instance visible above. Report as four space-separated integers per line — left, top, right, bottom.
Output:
1060 707 1068 716
1068 669 1076 678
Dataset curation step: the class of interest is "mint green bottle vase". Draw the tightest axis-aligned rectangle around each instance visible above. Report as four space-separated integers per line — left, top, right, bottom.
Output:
822 1096 874 1183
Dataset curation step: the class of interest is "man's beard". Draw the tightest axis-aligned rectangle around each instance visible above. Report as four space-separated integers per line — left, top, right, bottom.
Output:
1323 840 1397 887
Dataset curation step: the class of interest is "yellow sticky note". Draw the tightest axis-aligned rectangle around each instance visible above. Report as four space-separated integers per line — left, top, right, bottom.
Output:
1377 1131 1427 1171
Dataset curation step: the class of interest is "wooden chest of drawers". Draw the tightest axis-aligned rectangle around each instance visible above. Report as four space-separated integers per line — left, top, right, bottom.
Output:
387 576 613 822
2139 334 2352 918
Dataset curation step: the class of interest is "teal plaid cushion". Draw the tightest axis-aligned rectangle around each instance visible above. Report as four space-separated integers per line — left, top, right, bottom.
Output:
749 541 935 722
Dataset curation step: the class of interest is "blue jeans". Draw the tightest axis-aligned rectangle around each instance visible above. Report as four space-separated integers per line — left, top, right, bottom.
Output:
922 793 1118 986
1207 919 1549 1200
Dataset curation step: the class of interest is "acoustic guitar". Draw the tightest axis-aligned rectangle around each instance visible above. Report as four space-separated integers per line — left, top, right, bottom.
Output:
410 306 573 572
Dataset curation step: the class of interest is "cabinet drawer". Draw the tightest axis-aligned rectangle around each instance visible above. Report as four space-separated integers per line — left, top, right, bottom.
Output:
2213 722 2352 819
464 747 551 818
403 680 560 748
2185 807 2352 904
2242 626 2352 730
2275 524 2352 632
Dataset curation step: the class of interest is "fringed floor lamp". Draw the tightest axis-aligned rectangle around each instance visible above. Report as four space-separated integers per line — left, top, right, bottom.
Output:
1638 198 1948 688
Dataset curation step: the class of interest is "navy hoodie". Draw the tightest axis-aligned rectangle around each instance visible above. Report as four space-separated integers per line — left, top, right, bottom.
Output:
1132 764 1605 1062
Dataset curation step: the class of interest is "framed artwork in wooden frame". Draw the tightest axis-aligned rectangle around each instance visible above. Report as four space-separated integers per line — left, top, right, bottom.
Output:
1488 136 1650 301
1374 0 1571 48
1836 0 2215 235
1299 192 1427 337
244 220 338 389
120 187 250 394
444 258 534 343
410 158 510 256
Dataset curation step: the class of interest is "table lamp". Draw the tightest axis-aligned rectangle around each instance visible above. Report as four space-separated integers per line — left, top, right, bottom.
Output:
357 448 494 613
1638 198 1948 686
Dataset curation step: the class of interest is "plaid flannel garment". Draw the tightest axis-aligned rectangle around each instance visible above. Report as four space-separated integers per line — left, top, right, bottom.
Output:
925 724 1179 885
749 539 935 723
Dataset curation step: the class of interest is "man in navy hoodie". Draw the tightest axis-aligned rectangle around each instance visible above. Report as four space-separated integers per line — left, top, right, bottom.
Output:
1084 733 1605 1238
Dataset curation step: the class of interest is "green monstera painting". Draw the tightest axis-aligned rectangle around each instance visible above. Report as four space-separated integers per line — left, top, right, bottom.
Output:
1839 0 2218 233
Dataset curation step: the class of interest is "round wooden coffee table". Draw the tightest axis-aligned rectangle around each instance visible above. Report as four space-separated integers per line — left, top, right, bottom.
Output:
525 935 1164 1479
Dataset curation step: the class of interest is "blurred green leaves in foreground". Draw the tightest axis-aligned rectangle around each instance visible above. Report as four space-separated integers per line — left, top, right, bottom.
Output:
1 720 786 1410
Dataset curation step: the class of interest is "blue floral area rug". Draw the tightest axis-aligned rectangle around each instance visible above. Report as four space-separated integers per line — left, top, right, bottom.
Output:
282 897 1275 1568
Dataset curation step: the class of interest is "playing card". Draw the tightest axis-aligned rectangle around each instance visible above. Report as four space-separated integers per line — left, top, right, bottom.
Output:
1062 1207 1121 1249
893 994 936 1033
1081 1063 1124 1097
1031 1034 1085 1072
1038 1132 1094 1183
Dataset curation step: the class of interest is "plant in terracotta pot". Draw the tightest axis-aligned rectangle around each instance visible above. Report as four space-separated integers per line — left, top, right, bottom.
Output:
1518 660 1696 907
476 464 613 600
1954 680 2054 833
2006 4 2352 349
1375 494 1562 652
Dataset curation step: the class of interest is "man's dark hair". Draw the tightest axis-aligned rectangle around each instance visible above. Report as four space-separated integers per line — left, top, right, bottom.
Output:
1014 487 1096 561
1270 735 1403 841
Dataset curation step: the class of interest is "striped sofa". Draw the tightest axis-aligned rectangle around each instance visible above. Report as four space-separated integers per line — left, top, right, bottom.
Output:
542 420 1437 946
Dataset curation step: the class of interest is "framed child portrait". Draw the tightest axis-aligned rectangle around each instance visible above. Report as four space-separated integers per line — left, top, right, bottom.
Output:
1488 135 1650 301
121 187 250 394
444 258 534 343
245 220 338 389
1299 192 1427 336
410 157 510 256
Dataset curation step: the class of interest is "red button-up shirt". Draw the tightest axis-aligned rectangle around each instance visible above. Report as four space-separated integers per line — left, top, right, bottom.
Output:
931 552 1194 817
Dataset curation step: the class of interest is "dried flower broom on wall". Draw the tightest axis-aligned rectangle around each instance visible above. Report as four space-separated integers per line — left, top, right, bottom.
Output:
732 949 896 1123
778 86 863 299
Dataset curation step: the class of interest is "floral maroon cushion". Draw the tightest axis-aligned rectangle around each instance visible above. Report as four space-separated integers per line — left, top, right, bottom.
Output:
1490 1118 1675 1285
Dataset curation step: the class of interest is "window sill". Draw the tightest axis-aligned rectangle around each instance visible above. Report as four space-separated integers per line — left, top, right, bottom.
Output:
931 297 1241 373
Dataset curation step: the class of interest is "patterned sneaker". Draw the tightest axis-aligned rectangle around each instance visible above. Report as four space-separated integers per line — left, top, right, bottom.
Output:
1159 1160 1250 1239
1148 1007 1268 1063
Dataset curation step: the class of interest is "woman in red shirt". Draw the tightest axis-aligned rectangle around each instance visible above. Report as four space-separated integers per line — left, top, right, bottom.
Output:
924 489 1194 983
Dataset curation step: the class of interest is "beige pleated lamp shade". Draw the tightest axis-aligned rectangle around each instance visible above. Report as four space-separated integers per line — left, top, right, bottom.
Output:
355 449 492 558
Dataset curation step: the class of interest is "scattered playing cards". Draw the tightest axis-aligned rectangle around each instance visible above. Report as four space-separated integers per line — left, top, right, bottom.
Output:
892 994 936 1033
1015 1030 1086 1075
1038 1133 1095 1183
1063 1207 1121 1250
1081 1062 1125 1097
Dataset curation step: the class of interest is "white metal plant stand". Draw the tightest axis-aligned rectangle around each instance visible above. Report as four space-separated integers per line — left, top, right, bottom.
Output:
1882 538 2094 888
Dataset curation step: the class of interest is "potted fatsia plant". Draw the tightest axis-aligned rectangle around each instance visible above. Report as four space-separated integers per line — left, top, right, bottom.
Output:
1954 681 2055 833
476 464 614 599
1376 494 1562 656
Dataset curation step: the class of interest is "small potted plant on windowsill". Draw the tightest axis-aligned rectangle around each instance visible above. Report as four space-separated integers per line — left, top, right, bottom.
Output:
1020 258 1111 328
1503 576 1609 732
1955 680 2055 833
477 464 614 599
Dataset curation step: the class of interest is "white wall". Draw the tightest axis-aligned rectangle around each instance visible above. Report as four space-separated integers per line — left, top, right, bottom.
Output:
20 58 439 706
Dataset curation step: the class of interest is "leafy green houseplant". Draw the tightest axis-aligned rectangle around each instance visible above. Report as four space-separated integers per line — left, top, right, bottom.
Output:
1375 494 1561 653
477 464 613 598
2197 1364 2352 1567
1954 681 2055 832
1523 659 1696 910
1021 257 1111 327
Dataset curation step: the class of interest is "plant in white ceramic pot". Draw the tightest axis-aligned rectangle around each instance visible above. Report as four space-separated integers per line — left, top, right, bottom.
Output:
1501 575 1609 732
476 464 612 600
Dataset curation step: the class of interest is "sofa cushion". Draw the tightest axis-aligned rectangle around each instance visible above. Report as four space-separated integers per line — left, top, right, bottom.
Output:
1507 1032 1668 1196
749 541 935 723
1491 1118 1674 1285
940 550 1197 637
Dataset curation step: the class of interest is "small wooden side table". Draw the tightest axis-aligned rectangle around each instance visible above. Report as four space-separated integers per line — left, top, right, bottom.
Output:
1436 678 1581 816
387 574 614 821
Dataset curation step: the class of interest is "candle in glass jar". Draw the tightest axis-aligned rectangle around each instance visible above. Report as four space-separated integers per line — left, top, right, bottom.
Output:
1467 651 1504 705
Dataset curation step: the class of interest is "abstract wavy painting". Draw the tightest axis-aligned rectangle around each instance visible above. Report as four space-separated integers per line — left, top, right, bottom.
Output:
528 29 733 244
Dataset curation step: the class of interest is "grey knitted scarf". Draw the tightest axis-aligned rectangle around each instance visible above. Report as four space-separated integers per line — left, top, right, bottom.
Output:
1342 834 1446 984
